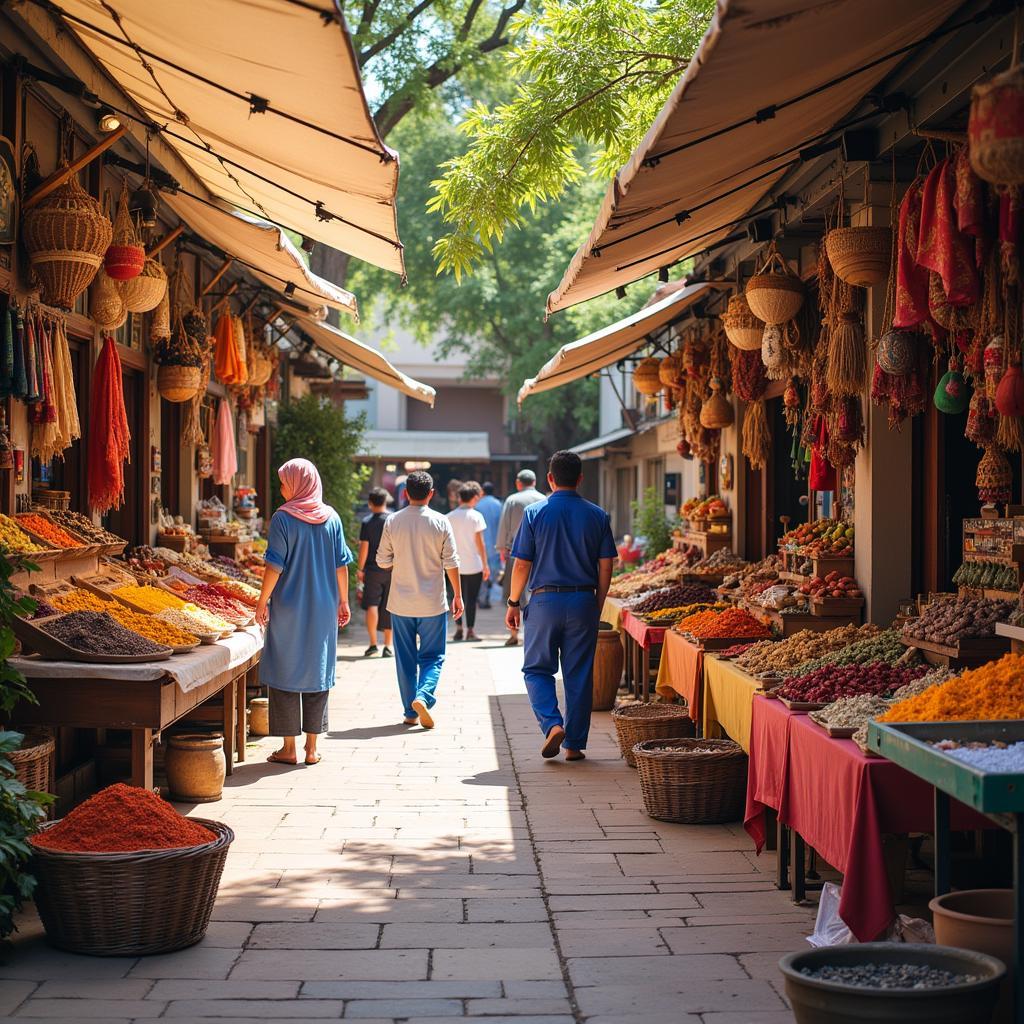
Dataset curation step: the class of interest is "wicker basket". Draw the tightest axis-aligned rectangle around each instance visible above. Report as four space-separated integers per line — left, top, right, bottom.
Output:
745 250 804 325
634 737 748 824
825 226 891 288
157 364 202 402
31 818 233 956
21 176 112 310
633 357 663 396
699 377 734 429
658 352 683 390
9 727 54 794
122 257 167 313
104 183 144 281
89 270 127 330
611 703 695 767
969 65 1024 186
720 294 764 351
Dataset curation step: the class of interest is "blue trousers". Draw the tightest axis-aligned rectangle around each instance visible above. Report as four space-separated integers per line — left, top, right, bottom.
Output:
522 591 598 751
391 612 447 718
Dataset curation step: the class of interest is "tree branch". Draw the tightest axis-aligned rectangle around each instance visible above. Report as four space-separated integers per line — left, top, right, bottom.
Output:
457 0 487 41
351 0 382 59
360 0 437 63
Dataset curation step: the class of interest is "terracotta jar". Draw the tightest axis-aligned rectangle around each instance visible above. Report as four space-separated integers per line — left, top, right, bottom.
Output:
249 696 270 737
592 622 624 711
165 733 226 803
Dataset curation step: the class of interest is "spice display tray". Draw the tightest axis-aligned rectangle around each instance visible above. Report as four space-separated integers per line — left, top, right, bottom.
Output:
810 596 865 617
778 696 828 712
808 713 858 738
11 613 174 664
698 634 775 651
867 720 1024 814
900 635 1011 662
26 512 102 557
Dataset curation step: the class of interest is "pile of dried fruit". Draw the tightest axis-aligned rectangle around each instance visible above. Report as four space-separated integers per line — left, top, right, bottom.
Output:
903 595 1014 646
47 509 124 546
17 514 82 549
182 585 252 625
641 602 726 623
626 582 716 612
0 515 45 554
783 630 909 678
776 663 928 705
608 551 689 598
674 607 771 639
689 549 747 576
735 624 877 676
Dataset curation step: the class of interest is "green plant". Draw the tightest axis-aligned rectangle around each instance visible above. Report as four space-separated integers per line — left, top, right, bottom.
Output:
0 554 50 940
631 486 673 559
272 395 371 543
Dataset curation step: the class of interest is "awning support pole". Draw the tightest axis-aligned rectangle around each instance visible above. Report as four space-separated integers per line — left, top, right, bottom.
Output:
604 370 638 431
23 124 129 210
200 258 234 297
147 224 184 258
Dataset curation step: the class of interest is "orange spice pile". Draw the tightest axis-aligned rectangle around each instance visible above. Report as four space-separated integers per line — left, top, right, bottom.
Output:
674 607 771 639
879 653 1024 722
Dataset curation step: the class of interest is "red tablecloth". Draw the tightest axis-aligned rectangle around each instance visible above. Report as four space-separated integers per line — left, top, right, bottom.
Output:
619 608 668 649
654 630 703 721
744 697 986 942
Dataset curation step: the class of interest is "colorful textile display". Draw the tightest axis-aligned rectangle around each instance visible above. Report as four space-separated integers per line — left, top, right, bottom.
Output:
31 316 81 463
213 313 243 385
87 335 130 514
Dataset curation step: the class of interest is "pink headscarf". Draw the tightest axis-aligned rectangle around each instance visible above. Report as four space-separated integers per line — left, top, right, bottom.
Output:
278 459 334 524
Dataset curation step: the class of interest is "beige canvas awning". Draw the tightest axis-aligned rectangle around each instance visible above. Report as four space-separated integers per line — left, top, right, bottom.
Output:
519 282 717 403
547 0 965 313
297 317 436 407
52 0 404 275
164 191 358 319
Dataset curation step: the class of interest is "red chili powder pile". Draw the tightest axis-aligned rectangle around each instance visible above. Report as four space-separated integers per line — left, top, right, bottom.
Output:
32 783 216 853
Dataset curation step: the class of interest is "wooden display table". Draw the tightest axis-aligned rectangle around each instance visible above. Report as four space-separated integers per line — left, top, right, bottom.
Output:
745 604 859 636
619 609 667 702
205 538 253 560
680 529 733 557
11 629 262 789
601 596 627 632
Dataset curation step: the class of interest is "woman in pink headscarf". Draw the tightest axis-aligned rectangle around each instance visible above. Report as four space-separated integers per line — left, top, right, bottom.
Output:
256 459 353 766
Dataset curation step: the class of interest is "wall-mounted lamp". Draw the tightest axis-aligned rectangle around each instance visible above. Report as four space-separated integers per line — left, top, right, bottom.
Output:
97 107 121 133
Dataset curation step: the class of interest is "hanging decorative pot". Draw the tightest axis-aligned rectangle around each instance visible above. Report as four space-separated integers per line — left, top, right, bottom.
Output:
720 294 764 351
985 335 1006 399
21 174 112 310
633 357 662 396
977 444 1013 504
996 361 1024 417
658 352 683 391
934 359 970 415
745 248 804 325
876 328 916 376
699 377 734 429
104 183 145 281
122 256 167 313
89 270 127 330
969 65 1024 185
824 226 891 288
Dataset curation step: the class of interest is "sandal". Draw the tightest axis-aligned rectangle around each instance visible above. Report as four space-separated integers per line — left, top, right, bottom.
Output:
305 753 322 765
266 751 297 765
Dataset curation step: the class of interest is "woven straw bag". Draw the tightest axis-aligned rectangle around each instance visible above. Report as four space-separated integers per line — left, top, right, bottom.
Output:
977 444 1012 502
104 183 145 281
658 351 683 390
699 377 733 429
22 175 112 310
745 249 804 325
969 65 1024 185
89 270 127 330
123 257 167 313
721 294 763 351
150 288 172 342
158 364 202 403
825 226 891 288
633 357 662 396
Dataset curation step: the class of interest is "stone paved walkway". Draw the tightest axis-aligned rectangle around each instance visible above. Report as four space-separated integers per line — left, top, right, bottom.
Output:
0 606 815 1022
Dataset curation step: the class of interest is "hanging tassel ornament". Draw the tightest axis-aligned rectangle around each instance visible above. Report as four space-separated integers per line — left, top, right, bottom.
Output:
826 309 866 397
741 398 771 470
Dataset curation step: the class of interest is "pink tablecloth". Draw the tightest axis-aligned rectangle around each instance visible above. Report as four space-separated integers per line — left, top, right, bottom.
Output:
619 608 668 649
743 695 801 851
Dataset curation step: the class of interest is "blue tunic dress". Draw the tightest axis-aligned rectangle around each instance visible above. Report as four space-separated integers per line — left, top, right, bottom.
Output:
259 510 353 692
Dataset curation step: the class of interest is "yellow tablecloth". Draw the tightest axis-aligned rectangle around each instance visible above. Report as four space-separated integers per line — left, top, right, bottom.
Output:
602 596 626 632
702 654 762 753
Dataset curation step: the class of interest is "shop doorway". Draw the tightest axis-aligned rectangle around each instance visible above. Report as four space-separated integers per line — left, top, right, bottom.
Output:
104 365 147 544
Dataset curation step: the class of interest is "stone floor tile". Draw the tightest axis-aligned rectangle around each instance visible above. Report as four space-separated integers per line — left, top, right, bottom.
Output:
247 922 381 948
0 981 36 1015
701 1013 796 1023
660 922 816 955
127 947 240 980
229 949 428 981
568 953 746 987
10 998 165 1017
212 897 319 922
502 981 569 998
147 981 301 1000
464 897 548 922
466 997 572 1014
314 897 464 923
344 998 464 1017
430 948 561 980
549 893 698 912
574 979 784 1015
162 998 344 1017
28 979 152 1000
300 980 501 998
380 922 553 948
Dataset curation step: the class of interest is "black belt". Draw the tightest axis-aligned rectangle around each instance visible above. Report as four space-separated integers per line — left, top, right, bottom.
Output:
532 585 596 594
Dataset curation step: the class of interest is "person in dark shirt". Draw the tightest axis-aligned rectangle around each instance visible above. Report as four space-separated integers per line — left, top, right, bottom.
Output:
357 487 393 657
506 450 616 761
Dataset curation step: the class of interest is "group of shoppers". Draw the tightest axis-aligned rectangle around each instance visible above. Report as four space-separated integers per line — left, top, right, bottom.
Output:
256 450 614 767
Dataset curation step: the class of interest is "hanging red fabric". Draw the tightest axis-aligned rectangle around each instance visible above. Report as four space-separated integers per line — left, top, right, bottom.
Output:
917 158 980 307
87 335 131 514
893 178 930 329
808 415 837 492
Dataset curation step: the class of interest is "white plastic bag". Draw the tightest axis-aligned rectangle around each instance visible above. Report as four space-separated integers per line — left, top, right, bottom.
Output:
806 882 935 947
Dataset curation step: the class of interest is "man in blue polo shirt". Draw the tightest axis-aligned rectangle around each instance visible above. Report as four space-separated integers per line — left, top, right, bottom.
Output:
505 450 616 761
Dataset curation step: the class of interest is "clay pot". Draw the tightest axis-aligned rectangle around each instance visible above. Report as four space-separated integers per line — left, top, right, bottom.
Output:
165 733 226 803
249 697 270 736
930 890 1014 1024
592 623 623 712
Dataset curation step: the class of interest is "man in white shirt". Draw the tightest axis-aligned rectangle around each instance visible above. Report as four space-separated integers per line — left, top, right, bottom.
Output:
446 483 491 642
376 471 463 729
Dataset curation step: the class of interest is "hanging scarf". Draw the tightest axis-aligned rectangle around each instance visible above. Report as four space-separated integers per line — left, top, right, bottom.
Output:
894 178 931 329
12 309 27 400
277 458 335 524
917 158 980 307
24 316 39 402
87 335 131 514
32 316 56 426
32 319 80 463
212 397 237 485
0 307 12 399
232 315 249 386
213 313 243 385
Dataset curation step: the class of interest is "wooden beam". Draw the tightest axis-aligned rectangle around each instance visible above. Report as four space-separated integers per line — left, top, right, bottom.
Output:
199 258 234 298
239 292 262 318
23 124 129 210
912 128 967 144
147 224 184 258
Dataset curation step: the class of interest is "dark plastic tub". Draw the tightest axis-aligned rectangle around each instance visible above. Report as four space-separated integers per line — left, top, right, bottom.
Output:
779 943 1005 1024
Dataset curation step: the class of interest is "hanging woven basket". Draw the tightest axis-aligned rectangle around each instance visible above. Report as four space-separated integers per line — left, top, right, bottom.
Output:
248 348 273 388
969 65 1024 186
21 174 112 310
699 377 734 429
825 226 891 288
721 294 764 351
158 364 202 403
633 357 663 396
977 445 1013 503
89 270 127 330
875 329 916 377
122 257 167 313
104 182 145 280
745 249 804 325
658 352 683 390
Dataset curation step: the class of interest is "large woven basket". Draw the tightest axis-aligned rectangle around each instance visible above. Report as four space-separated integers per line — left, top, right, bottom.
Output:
9 728 54 794
89 270 127 330
634 737 747 824
22 176 112 310
825 226 891 288
31 818 233 956
157 364 202 402
122 257 167 313
720 294 764 351
633 357 663 396
611 703 695 767
745 250 804 325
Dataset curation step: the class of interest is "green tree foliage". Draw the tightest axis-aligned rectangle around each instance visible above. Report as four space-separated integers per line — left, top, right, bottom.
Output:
429 0 714 277
0 555 51 940
272 395 370 541
631 485 673 558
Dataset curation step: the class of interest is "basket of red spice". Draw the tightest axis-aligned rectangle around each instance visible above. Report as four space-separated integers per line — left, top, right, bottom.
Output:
29 783 233 956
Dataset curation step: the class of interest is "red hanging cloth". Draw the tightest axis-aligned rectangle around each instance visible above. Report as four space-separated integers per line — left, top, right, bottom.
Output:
87 335 131 514
917 158 980 307
893 178 930 329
